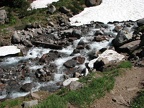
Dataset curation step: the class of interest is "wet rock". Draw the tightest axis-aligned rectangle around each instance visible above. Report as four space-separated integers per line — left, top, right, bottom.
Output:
137 18 144 26
22 100 38 108
64 59 77 68
63 78 79 86
94 30 104 36
85 0 102 7
94 35 107 42
20 83 33 92
11 31 21 44
73 56 85 64
35 68 52 81
39 54 48 63
69 81 83 90
0 9 7 24
76 45 85 49
48 5 56 14
112 30 133 47
72 29 82 39
113 26 122 32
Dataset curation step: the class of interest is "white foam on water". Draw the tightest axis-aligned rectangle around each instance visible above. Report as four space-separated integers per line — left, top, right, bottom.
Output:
58 45 73 55
54 57 73 67
29 65 44 70
30 0 59 9
70 0 144 26
54 74 63 82
89 40 110 50
0 95 7 100
2 47 51 65
26 47 51 58
10 92 30 99
22 77 32 84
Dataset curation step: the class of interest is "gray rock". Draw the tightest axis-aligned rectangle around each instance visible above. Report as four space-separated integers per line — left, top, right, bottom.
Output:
22 39 33 47
94 35 107 42
112 30 133 47
69 81 83 90
0 10 7 24
22 100 38 108
11 31 21 43
36 28 42 35
20 83 32 92
64 59 77 68
72 29 82 39
137 18 144 26
59 6 70 14
85 0 102 7
30 92 40 99
48 5 56 14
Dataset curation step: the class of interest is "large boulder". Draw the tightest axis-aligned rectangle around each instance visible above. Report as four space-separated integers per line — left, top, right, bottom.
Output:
112 30 133 47
11 31 21 44
85 0 102 7
63 78 79 86
137 18 144 26
22 100 38 108
88 50 125 70
0 10 7 24
20 83 33 92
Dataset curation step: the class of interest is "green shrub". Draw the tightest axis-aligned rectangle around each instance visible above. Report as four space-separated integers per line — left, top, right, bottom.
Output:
131 91 144 108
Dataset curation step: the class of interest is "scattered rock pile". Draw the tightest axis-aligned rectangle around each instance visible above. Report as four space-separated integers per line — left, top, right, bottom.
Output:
0 18 144 100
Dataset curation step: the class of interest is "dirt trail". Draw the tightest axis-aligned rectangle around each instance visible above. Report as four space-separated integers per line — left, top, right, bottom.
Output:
91 67 144 108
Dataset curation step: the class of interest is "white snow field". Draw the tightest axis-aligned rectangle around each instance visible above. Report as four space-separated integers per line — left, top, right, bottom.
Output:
30 0 59 9
70 0 144 26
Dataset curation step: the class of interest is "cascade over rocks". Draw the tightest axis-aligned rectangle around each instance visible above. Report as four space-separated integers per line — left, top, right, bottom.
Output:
1 19 144 99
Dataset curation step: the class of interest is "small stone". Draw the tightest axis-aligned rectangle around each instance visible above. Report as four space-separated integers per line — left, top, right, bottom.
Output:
22 100 38 108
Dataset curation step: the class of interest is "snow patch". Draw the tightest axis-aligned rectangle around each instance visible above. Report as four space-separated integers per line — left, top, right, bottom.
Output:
30 0 59 9
0 46 20 57
70 0 144 26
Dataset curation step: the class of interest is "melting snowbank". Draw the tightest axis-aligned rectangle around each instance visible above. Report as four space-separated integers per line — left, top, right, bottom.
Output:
0 46 20 57
30 0 59 9
70 0 144 26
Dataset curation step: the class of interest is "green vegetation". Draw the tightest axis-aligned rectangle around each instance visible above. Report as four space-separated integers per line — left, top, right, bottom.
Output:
0 61 132 108
52 0 85 14
0 99 22 108
118 61 132 69
35 61 132 108
131 91 144 108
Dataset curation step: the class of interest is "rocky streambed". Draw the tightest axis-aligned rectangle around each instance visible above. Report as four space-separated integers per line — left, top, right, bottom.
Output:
0 19 144 100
